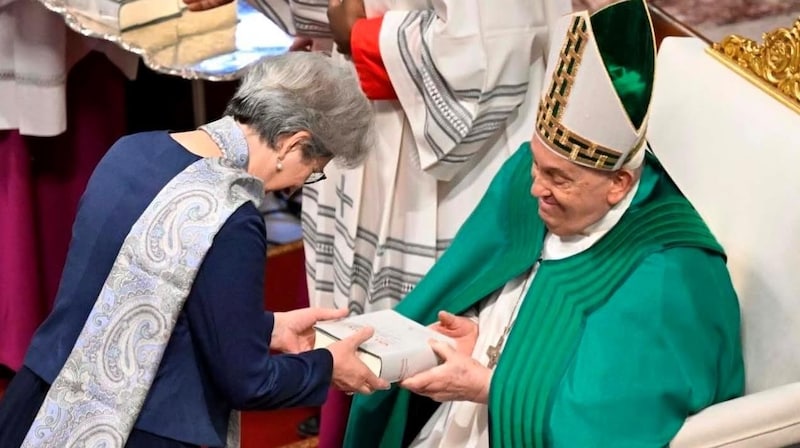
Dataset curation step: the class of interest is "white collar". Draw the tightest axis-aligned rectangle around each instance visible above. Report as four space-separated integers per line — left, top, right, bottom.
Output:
541 179 641 261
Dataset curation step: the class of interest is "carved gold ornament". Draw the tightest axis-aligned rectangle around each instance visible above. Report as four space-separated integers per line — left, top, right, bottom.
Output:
708 17 800 114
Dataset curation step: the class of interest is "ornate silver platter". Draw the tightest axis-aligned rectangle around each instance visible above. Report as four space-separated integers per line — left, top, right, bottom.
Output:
38 0 292 81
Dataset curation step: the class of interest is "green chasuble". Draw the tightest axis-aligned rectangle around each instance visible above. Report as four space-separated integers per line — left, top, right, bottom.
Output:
344 143 744 447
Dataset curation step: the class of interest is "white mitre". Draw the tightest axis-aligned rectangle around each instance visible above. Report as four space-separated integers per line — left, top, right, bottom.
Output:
535 0 657 171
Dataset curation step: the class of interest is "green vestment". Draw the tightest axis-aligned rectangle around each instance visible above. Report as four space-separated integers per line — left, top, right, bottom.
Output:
345 143 744 447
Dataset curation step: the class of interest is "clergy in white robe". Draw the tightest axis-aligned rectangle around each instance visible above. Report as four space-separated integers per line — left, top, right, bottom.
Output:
250 0 572 314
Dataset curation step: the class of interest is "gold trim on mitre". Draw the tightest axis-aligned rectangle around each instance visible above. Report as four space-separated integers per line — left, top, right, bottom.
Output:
707 16 800 115
536 15 629 171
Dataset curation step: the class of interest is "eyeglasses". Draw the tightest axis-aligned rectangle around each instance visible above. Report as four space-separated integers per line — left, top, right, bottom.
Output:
304 171 327 185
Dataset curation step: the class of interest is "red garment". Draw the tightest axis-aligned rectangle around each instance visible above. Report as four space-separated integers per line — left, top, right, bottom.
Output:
0 52 126 371
319 388 353 448
0 131 41 372
350 17 397 101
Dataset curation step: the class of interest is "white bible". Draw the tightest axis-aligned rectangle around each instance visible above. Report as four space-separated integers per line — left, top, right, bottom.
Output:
314 310 455 383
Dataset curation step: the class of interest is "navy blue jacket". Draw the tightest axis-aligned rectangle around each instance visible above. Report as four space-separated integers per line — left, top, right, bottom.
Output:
25 131 332 447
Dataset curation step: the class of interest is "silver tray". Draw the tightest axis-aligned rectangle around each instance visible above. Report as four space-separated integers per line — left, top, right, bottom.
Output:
38 0 292 81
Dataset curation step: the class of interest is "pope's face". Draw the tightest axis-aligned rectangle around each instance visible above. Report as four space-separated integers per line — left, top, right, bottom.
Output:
529 137 625 237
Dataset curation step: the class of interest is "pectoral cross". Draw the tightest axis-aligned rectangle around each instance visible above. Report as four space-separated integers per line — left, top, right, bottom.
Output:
486 332 506 369
485 270 533 369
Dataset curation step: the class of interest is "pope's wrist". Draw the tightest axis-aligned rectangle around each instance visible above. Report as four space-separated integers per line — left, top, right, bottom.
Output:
474 365 492 404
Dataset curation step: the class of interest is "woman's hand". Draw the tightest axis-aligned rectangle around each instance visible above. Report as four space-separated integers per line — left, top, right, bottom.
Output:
271 307 348 353
327 326 391 394
182 0 234 12
430 311 479 357
399 340 491 404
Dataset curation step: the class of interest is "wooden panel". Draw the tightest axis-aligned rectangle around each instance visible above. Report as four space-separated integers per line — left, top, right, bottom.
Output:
264 242 309 312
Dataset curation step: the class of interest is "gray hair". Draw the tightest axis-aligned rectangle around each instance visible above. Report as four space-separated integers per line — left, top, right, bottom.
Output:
225 52 373 168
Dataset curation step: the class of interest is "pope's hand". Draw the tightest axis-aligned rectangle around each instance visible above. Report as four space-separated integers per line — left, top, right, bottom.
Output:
182 0 233 12
327 326 390 394
271 307 348 353
399 340 491 403
430 311 478 357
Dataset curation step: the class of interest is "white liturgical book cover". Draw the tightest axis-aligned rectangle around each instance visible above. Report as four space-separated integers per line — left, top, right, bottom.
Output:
314 310 455 383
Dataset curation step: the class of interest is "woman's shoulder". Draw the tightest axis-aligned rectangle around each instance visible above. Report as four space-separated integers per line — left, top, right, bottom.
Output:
97 130 191 170
113 130 173 148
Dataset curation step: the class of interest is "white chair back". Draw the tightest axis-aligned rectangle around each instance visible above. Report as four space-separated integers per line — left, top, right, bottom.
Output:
648 37 800 394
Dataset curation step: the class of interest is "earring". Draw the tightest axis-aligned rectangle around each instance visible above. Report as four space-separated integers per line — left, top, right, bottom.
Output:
276 160 283 172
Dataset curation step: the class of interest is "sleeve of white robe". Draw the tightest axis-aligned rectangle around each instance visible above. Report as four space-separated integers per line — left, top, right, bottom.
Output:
248 0 331 37
378 0 572 181
247 0 295 34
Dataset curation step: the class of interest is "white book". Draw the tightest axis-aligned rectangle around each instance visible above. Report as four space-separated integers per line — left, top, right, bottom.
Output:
313 310 455 383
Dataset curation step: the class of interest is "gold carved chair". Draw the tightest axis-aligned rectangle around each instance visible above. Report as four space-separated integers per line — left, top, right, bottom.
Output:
646 22 800 448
